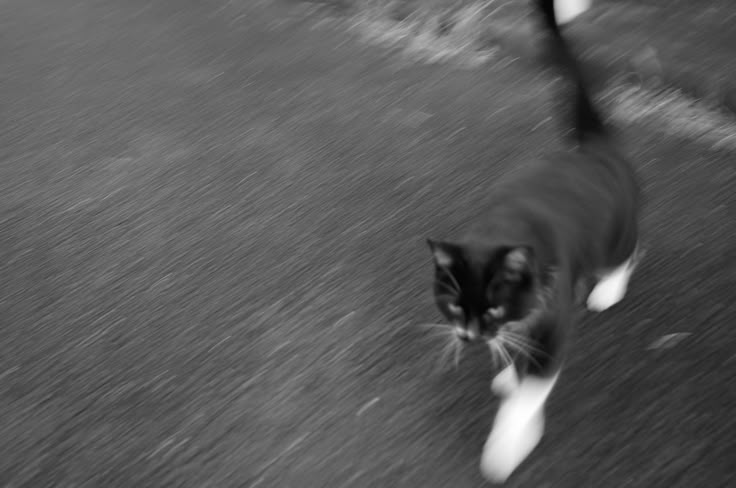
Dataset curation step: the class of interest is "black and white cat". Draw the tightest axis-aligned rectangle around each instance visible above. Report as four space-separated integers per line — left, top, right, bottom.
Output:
426 0 641 482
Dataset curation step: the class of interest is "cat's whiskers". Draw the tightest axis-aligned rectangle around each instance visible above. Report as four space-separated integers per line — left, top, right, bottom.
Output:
437 338 454 365
488 338 513 370
436 333 463 371
418 323 457 347
453 338 462 369
488 340 501 369
419 322 451 331
498 332 544 369
502 330 547 357
498 340 514 369
498 333 532 357
500 338 535 367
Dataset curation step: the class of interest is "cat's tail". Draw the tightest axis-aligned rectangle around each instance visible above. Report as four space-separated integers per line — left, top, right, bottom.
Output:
534 0 607 145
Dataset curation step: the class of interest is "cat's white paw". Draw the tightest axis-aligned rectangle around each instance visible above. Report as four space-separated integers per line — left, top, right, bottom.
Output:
481 404 545 483
554 0 592 24
480 373 559 483
586 257 635 312
491 364 519 397
586 276 626 311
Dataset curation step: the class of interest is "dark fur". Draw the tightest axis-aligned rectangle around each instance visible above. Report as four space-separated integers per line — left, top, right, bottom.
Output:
427 0 640 378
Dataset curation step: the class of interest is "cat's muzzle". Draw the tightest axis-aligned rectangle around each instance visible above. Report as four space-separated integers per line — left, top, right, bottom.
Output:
455 321 496 342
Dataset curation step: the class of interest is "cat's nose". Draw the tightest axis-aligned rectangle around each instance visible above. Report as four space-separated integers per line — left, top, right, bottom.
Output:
466 320 481 341
455 322 481 342
454 326 469 341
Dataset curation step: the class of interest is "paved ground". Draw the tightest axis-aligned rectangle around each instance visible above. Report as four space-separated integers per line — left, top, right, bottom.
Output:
1 1 735 487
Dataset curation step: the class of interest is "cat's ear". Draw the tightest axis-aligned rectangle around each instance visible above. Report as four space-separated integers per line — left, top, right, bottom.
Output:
503 246 534 277
427 239 456 268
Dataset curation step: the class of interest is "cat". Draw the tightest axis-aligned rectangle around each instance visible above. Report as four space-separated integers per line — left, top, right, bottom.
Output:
426 0 641 483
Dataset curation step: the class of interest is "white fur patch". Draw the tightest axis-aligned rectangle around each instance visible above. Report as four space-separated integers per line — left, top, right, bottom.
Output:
480 373 559 483
587 254 636 312
491 364 519 397
554 0 592 24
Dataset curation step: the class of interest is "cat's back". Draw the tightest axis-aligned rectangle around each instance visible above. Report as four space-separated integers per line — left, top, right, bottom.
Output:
480 143 640 258
502 141 638 209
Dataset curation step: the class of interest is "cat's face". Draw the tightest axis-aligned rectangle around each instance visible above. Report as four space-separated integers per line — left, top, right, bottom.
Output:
427 239 537 342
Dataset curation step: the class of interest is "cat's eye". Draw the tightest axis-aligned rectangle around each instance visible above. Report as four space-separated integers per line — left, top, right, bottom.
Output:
487 306 505 319
447 303 463 316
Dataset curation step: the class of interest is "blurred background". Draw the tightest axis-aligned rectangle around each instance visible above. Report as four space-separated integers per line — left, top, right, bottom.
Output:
1 0 735 486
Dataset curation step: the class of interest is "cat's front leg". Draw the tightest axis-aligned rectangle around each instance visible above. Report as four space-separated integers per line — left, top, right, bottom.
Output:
482 318 564 483
481 369 560 483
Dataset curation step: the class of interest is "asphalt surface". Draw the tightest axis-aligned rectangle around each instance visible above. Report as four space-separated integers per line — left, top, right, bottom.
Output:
1 1 735 487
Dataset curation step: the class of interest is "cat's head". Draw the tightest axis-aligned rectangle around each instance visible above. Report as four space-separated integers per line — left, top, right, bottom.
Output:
427 238 539 342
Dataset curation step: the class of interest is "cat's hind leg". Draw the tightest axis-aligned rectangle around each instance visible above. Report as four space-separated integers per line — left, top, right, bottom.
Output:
481 371 560 483
586 245 641 312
